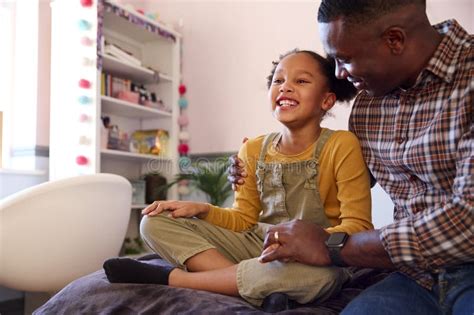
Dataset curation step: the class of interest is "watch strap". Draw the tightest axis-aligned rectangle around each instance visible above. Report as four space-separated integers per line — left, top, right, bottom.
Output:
327 247 349 267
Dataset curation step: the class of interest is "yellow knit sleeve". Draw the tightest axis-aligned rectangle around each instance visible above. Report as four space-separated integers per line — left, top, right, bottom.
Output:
324 131 374 235
203 138 263 231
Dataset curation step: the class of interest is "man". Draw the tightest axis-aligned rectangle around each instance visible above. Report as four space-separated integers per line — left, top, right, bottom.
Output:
229 0 473 313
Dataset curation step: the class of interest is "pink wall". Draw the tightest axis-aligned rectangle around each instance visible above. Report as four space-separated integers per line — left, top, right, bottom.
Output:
139 1 324 154
138 0 473 154
36 0 473 153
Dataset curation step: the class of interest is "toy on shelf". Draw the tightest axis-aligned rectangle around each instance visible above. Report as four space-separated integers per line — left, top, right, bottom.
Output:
131 129 170 157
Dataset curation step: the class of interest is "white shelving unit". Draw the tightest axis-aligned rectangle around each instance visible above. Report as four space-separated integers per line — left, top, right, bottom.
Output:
101 148 173 162
50 0 181 251
101 96 172 119
101 54 174 83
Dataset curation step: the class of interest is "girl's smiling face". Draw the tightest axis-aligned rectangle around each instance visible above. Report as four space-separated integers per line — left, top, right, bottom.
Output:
269 52 335 129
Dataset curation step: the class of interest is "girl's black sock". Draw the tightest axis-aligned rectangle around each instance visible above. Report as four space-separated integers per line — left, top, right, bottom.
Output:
103 257 175 285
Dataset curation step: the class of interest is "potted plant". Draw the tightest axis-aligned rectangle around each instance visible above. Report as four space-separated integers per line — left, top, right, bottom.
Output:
171 160 233 206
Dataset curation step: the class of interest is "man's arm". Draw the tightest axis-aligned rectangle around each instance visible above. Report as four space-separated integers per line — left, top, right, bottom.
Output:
258 219 395 269
260 128 473 269
227 137 249 191
341 229 394 268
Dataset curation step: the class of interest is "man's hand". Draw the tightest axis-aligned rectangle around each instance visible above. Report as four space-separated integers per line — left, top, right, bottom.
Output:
259 220 332 266
142 200 210 219
227 137 249 191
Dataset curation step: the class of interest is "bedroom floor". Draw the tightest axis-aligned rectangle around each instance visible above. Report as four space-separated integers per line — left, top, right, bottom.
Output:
0 293 50 315
0 297 23 315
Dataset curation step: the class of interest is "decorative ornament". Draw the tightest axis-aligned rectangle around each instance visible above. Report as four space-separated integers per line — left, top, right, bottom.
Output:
78 136 91 145
82 57 95 67
75 0 95 175
78 19 92 30
79 114 90 122
81 36 94 46
76 155 89 165
146 13 158 21
78 96 92 104
79 79 91 89
178 143 189 155
178 156 191 171
178 131 190 141
177 83 190 197
178 97 188 109
178 84 187 95
80 0 93 7
178 114 189 126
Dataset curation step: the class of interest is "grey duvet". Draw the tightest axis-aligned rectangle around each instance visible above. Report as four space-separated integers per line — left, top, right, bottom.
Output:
34 257 388 315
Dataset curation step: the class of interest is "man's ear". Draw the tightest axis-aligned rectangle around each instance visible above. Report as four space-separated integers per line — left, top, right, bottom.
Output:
322 92 336 111
382 26 405 55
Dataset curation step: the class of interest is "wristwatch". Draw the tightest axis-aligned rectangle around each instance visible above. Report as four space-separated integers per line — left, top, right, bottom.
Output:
325 232 349 267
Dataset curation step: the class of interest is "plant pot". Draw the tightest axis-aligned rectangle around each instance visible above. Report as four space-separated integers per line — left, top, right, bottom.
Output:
145 174 167 204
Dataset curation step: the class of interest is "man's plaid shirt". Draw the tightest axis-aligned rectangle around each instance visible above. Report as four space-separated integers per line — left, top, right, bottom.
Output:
349 19 473 289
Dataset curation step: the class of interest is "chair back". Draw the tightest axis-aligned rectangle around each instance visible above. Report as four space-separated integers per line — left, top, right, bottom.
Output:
0 173 131 292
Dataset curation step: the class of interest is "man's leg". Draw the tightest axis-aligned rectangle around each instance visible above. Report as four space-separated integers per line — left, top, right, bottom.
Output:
341 272 441 315
442 264 474 315
452 289 474 315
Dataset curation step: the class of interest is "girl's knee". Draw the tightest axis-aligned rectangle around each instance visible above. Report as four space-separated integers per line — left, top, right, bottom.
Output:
139 213 170 239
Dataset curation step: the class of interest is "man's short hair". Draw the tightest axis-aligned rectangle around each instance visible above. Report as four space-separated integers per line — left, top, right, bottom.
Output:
317 0 426 24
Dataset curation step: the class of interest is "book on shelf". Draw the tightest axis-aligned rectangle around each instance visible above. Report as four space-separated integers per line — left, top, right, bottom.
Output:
101 73 133 99
104 43 142 67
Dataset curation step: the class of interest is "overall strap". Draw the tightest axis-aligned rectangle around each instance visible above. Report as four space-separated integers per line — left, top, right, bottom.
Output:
313 129 335 160
258 132 280 164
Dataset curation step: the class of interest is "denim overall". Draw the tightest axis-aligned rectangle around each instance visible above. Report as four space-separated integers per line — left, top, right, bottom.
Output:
141 129 348 306
254 130 332 235
236 129 347 305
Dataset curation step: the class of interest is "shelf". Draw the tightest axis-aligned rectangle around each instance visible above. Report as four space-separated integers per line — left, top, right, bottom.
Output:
101 149 172 162
104 1 181 42
101 95 172 119
101 54 173 84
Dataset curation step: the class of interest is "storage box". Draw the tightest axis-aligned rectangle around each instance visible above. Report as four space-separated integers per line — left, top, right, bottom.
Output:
116 91 139 104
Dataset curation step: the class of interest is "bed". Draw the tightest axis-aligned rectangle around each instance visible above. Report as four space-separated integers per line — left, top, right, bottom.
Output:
34 255 389 314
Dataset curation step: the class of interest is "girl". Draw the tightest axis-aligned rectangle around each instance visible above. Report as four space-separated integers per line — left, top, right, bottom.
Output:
104 49 373 308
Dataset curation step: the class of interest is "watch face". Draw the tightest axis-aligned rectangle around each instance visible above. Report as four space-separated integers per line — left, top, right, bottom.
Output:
327 232 348 246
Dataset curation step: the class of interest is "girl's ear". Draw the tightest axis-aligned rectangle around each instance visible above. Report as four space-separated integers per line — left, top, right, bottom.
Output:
321 92 336 111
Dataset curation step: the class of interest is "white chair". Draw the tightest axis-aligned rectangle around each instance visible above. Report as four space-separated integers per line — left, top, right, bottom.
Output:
0 173 131 293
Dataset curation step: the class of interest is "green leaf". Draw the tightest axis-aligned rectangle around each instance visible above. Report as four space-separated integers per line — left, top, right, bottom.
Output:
169 158 233 206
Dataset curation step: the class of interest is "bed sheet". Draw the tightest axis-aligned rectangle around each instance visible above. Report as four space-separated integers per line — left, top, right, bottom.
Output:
34 257 388 314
